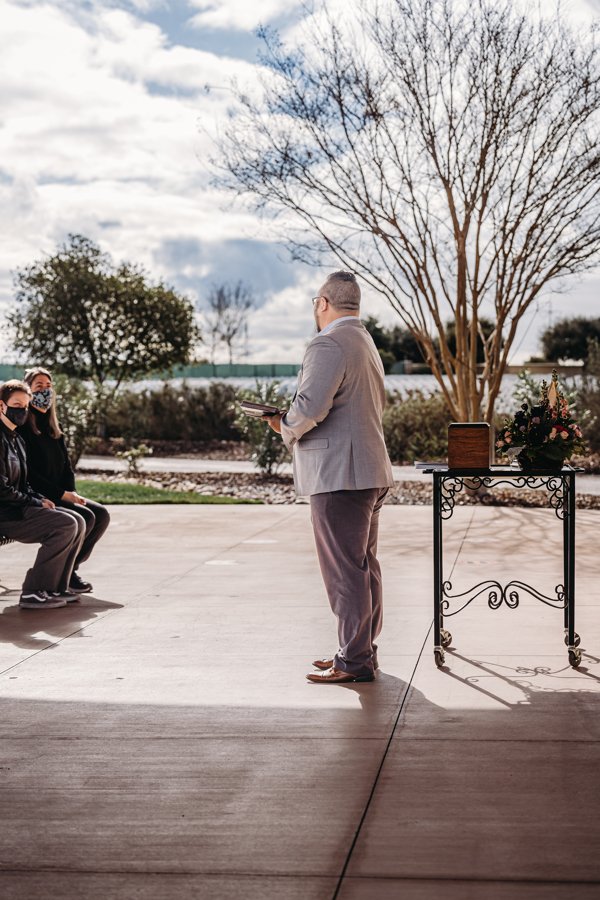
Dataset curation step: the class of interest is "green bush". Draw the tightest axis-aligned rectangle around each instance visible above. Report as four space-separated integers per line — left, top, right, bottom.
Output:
383 390 451 463
54 374 95 466
104 382 241 444
234 381 291 474
577 339 600 452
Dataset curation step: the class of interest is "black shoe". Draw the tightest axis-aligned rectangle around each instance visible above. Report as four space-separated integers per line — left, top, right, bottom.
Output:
69 573 93 594
19 591 67 609
51 590 80 603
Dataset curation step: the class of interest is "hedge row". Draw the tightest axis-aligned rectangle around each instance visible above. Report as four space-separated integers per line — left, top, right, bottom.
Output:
87 378 600 463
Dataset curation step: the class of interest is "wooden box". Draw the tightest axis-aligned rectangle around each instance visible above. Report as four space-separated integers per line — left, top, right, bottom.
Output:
447 423 492 470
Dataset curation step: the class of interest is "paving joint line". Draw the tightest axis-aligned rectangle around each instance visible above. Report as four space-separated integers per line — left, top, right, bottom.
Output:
447 507 476 581
331 509 475 898
0 507 300 676
1 868 598 885
0 607 123 678
0 868 335 879
331 622 433 900
340 874 600 885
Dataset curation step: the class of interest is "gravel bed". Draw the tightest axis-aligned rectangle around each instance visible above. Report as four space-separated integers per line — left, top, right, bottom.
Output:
79 469 600 509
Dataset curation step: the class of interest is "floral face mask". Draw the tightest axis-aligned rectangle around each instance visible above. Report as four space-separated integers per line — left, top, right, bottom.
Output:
31 388 53 411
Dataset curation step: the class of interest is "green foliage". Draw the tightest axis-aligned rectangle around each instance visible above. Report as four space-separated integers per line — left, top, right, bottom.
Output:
8 234 200 393
383 390 452 463
105 382 241 443
540 317 600 363
576 338 600 451
363 317 425 365
364 316 495 372
77 480 258 505
445 318 496 364
53 374 95 467
512 369 576 409
115 443 152 477
377 349 396 374
234 381 291 474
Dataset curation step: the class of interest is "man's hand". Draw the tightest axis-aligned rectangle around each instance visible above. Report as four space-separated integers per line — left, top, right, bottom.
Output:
41 498 56 510
62 490 87 505
264 413 282 434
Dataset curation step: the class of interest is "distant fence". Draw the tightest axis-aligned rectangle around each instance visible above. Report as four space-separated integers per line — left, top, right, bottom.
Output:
165 363 302 378
0 364 27 381
1 360 583 383
0 363 302 382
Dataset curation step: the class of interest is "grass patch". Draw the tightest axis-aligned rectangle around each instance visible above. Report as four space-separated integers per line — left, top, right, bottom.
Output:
77 479 260 505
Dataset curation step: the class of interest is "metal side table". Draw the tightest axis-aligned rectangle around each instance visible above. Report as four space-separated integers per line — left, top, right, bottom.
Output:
422 465 582 669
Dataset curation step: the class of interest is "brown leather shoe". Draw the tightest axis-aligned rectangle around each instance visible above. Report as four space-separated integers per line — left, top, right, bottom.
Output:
312 657 379 671
312 657 335 670
306 667 375 684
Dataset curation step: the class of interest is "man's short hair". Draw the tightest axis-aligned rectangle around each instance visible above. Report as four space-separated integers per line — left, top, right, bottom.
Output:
0 379 31 403
319 270 360 310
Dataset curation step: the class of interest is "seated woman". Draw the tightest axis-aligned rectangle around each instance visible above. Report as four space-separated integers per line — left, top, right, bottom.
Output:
21 368 110 594
0 379 85 609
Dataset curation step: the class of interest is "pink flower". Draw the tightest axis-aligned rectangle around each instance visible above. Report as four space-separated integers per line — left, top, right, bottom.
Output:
560 431 568 440
505 435 512 444
532 417 540 424
549 428 557 440
496 440 504 448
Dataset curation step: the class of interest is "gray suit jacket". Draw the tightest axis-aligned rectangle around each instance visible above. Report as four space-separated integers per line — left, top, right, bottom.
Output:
280 318 394 496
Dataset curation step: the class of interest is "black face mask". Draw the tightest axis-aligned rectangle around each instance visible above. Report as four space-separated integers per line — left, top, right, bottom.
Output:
4 407 28 427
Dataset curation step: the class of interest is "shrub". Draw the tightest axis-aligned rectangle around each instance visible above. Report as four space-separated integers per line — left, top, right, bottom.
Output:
234 381 291 474
383 390 451 463
577 339 600 452
115 443 153 477
54 374 95 466
104 382 241 444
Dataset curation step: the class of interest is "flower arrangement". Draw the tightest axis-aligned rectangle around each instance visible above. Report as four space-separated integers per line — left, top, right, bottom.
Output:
496 371 585 470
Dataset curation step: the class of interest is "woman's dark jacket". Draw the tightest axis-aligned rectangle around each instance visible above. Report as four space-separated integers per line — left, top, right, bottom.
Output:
0 421 44 522
20 410 76 505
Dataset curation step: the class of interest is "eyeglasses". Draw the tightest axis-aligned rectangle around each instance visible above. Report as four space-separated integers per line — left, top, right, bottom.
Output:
312 295 328 305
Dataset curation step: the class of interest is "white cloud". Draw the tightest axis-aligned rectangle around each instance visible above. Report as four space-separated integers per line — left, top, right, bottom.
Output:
0 0 280 355
1 0 599 369
244 268 401 363
188 0 300 31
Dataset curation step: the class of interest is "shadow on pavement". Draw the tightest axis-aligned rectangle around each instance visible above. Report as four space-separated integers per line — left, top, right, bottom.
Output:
0 590 124 651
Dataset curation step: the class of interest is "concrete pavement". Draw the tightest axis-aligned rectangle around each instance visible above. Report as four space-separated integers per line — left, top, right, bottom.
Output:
0 502 599 898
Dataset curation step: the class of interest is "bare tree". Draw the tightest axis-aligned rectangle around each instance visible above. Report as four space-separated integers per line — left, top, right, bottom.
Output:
215 0 600 420
203 281 255 364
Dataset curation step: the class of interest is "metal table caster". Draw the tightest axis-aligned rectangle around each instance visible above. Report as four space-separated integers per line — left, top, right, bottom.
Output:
434 647 445 668
564 632 581 647
440 629 452 648
568 648 582 668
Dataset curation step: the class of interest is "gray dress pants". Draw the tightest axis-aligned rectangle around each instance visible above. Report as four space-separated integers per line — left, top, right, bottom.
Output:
0 506 85 593
310 486 388 677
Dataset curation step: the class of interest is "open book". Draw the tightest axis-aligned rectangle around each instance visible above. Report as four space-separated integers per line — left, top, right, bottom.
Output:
239 400 281 418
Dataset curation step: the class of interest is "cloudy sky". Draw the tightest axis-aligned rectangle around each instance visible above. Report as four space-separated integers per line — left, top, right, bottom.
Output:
1 0 599 365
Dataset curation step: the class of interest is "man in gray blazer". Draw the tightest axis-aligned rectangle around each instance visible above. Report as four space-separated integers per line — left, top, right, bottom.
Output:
267 271 394 683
